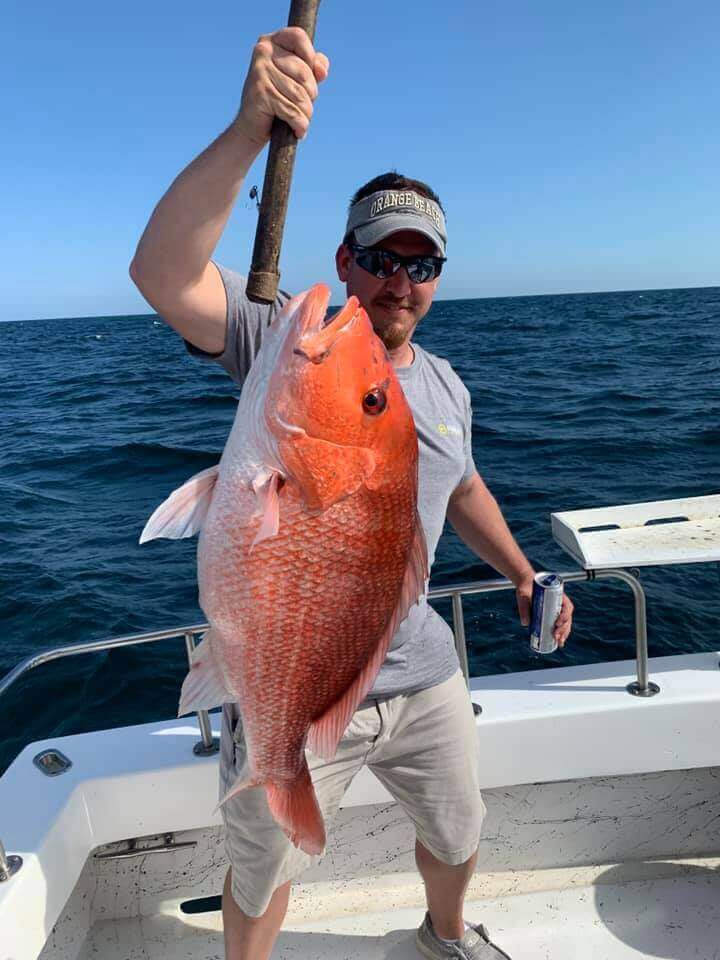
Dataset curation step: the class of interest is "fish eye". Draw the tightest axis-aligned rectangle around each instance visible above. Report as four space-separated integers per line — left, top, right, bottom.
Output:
362 387 387 416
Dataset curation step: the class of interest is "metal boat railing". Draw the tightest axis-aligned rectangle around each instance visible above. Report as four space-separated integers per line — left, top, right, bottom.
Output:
0 566 657 882
0 566 657 740
432 567 658 698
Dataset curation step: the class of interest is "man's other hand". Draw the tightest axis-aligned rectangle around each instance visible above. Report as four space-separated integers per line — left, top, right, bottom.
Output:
515 574 574 648
234 27 330 146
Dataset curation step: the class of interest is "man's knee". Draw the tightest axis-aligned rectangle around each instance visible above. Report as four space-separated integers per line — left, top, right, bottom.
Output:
416 836 479 871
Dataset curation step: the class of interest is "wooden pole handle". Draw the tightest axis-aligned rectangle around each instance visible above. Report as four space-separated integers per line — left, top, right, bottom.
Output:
246 0 322 303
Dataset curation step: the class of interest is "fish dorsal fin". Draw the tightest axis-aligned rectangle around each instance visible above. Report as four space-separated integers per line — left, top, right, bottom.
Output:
279 434 375 512
306 516 429 760
139 465 219 543
250 469 282 549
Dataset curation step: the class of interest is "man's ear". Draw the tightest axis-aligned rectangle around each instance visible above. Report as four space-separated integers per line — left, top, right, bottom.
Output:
336 243 351 281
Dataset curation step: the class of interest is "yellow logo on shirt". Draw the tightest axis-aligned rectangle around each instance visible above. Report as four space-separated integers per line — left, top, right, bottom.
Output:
437 422 462 437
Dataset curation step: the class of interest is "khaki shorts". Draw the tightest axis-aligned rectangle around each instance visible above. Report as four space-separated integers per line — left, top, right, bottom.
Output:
219 669 485 917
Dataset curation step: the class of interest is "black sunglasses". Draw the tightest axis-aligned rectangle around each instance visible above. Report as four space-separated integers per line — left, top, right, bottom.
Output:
348 243 446 284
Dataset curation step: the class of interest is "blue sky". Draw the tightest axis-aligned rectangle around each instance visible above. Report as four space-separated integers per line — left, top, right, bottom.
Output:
3 0 719 322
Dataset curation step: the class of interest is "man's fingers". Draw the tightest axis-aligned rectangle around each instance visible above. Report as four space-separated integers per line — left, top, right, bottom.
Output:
239 72 308 139
274 26 317 68
267 62 314 120
276 100 311 140
272 46 319 101
236 30 325 145
313 51 330 81
553 596 574 646
273 28 329 85
517 594 531 627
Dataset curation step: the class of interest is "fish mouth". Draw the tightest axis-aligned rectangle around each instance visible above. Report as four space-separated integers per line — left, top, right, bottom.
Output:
294 286 361 364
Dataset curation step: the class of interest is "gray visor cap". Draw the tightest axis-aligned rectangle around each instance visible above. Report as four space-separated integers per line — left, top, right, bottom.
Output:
345 189 447 257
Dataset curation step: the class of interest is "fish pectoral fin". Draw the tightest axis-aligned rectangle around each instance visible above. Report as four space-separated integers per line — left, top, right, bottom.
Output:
178 629 234 715
279 435 375 512
307 516 429 761
139 464 220 543
214 776 258 814
250 470 282 549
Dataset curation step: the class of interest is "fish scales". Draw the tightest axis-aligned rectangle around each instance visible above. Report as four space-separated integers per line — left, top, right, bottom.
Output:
200 482 416 775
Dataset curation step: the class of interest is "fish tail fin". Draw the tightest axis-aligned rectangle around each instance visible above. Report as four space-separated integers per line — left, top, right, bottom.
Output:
216 763 325 856
265 764 326 856
178 628 234 716
139 464 219 544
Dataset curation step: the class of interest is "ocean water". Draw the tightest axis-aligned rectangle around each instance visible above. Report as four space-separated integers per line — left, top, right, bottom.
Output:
1 286 719 773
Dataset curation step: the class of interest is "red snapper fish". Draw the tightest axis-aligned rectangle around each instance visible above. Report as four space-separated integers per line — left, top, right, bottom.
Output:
140 285 427 854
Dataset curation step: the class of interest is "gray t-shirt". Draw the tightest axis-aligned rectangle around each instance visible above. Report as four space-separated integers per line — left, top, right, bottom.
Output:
186 263 477 698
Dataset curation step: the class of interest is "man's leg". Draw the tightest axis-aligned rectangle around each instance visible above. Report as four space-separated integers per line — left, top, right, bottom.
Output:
415 839 478 940
218 700 384 958
222 868 290 960
366 672 486 939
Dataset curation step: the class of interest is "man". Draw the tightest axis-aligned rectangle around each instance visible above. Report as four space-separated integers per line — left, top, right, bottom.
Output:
130 26 574 960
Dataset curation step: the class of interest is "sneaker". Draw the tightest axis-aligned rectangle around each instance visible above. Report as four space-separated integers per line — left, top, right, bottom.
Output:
416 911 513 959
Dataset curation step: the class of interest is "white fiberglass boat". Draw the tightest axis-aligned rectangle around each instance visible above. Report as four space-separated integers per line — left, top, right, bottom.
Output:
1 495 719 959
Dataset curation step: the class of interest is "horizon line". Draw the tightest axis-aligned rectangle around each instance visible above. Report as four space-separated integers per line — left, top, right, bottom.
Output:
2 281 718 325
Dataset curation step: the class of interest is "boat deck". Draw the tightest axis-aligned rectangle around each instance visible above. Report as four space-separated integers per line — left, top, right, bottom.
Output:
6 653 720 960
74 859 720 960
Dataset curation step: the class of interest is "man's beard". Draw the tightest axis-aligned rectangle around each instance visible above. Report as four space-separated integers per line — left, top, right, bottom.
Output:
370 300 417 350
375 321 411 350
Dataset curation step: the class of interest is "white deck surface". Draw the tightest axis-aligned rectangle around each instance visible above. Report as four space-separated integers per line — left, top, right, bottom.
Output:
4 651 720 960
75 861 720 959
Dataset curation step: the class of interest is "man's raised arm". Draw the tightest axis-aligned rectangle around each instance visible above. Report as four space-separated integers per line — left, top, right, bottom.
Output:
129 27 329 354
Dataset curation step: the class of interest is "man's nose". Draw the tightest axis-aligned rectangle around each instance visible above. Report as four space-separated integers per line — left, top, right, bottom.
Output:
384 265 412 296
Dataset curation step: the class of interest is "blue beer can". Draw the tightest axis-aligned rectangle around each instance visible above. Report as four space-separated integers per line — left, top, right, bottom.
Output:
529 572 564 654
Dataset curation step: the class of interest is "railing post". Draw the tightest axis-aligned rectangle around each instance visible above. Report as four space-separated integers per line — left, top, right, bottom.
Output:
450 591 482 715
451 592 470 685
0 840 22 882
594 568 659 697
183 631 220 756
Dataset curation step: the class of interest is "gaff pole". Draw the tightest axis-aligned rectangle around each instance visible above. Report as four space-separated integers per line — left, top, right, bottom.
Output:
246 0 322 304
